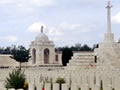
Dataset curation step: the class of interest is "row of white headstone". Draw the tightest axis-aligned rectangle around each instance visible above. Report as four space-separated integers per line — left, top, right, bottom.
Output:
1 83 118 90
0 68 120 89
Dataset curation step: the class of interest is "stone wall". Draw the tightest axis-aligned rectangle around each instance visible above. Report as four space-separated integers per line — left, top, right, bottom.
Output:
0 68 120 90
0 55 19 67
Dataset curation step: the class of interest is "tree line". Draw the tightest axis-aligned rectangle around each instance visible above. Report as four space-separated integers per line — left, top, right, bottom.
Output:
56 43 98 66
0 44 98 67
0 45 30 69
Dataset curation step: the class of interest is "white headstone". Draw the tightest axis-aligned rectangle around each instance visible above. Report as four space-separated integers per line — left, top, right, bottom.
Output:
53 83 59 90
29 83 34 90
92 85 100 90
62 83 68 90
45 83 51 90
103 85 112 90
36 83 43 90
8 89 15 90
81 84 89 90
71 83 78 90
17 89 24 90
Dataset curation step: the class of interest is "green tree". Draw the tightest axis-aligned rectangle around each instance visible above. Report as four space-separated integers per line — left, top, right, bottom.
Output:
10 45 31 69
80 44 92 51
5 68 26 90
62 47 73 66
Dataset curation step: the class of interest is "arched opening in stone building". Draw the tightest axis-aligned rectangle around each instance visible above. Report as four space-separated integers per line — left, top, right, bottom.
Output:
32 48 36 64
44 48 49 64
56 54 58 62
95 56 97 63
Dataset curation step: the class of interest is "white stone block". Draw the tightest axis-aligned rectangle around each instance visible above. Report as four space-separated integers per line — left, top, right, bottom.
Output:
82 76 88 84
45 83 51 90
17 89 24 90
71 83 78 90
103 85 112 90
8 88 15 90
88 75 94 88
0 87 7 90
115 77 120 90
92 85 100 90
36 83 43 90
78 77 82 85
53 83 59 90
103 76 112 85
81 84 89 90
29 83 34 90
62 83 68 90
96 75 100 86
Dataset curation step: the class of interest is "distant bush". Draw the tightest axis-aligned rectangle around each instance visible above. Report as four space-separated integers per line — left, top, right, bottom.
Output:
56 77 66 84
56 77 65 90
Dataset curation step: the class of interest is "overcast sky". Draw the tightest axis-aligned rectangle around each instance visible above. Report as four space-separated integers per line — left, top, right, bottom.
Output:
0 0 120 48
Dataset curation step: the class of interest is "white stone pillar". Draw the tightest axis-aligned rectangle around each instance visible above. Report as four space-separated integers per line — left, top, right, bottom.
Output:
58 54 62 65
53 83 59 90
81 84 89 90
62 83 69 90
71 83 78 90
39 50 43 64
45 83 51 90
37 83 43 90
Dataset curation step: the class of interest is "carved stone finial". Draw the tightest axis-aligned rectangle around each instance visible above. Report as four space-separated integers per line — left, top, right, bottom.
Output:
41 26 44 33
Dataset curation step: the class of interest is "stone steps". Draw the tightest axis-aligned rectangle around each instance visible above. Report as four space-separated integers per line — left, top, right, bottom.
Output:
67 52 95 68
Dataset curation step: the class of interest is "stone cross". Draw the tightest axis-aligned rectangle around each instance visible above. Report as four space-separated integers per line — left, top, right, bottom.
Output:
106 1 112 33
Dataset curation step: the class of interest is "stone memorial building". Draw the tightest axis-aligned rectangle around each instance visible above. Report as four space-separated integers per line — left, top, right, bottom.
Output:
28 26 62 66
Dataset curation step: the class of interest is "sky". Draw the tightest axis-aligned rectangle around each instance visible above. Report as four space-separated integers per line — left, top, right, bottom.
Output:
0 0 120 48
